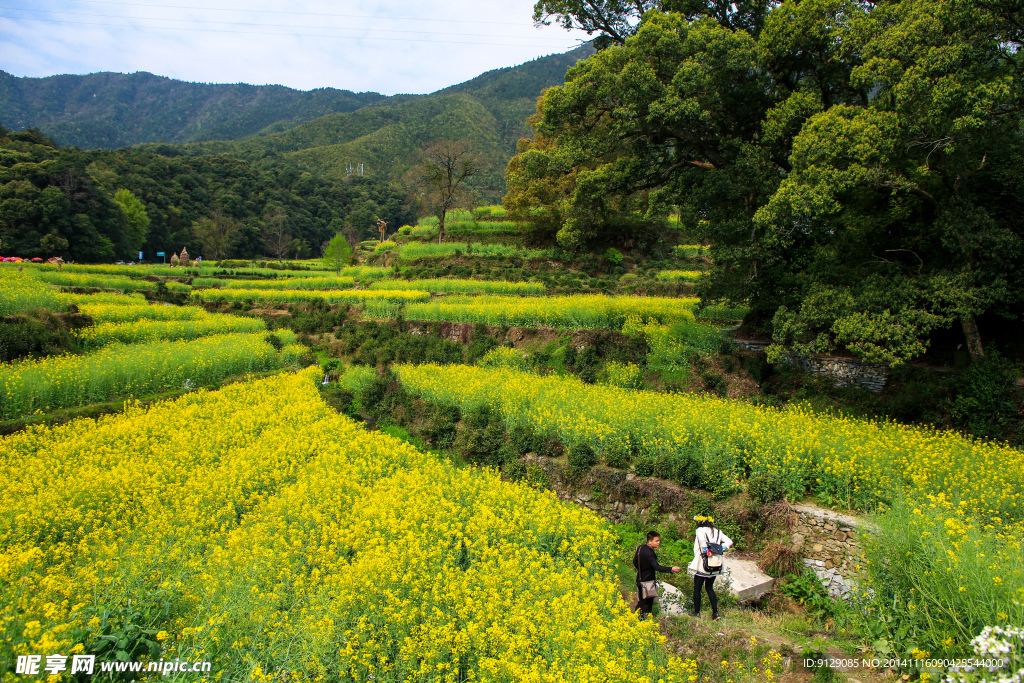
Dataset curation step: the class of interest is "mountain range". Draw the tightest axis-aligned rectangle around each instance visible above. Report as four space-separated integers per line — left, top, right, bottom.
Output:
1 43 595 199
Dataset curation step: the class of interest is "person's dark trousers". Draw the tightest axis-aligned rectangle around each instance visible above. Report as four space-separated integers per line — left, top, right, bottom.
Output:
693 575 718 615
635 582 655 620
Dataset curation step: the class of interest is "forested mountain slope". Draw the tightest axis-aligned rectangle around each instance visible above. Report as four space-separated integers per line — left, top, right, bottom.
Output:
1 43 594 193
0 127 413 262
0 70 389 149
164 43 595 200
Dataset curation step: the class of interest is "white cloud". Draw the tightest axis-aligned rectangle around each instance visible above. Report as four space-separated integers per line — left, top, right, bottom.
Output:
0 0 593 94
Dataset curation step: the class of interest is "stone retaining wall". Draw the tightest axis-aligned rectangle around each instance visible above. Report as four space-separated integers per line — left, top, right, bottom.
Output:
788 355 889 392
733 339 889 392
512 458 872 603
790 504 870 599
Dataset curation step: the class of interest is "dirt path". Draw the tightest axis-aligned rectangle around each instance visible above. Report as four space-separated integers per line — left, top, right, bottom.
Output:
635 595 896 683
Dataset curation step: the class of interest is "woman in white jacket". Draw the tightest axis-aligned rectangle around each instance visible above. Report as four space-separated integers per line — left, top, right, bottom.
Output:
688 515 733 620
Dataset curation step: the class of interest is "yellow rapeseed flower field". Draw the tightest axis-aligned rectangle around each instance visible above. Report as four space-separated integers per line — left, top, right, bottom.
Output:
192 276 357 290
393 364 1024 519
75 302 207 324
190 288 430 305
655 271 703 282
75 313 266 349
403 295 700 330
0 368 701 682
369 278 546 295
0 270 63 315
0 331 299 419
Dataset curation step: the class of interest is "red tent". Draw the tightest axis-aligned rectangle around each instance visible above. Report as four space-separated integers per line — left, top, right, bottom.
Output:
30 257 43 262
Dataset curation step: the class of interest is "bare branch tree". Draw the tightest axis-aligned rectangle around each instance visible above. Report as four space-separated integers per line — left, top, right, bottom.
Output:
261 206 292 261
415 140 479 244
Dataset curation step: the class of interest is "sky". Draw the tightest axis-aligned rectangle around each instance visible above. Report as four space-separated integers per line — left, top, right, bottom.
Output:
0 0 594 95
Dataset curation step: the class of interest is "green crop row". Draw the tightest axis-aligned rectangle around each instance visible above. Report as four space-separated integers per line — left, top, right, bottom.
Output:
0 331 300 419
398 294 699 329
369 278 544 296
76 314 266 349
190 288 430 305
193 276 357 290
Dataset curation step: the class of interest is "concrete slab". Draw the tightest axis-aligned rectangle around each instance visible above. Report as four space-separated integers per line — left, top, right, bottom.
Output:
721 559 775 602
653 560 776 617
654 581 689 616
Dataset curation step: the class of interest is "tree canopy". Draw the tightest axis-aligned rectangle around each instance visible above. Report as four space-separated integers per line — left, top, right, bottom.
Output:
322 232 353 275
0 129 415 262
412 140 480 244
510 0 1024 365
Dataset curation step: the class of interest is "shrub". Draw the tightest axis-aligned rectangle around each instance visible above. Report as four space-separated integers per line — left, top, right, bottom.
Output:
320 385 358 419
578 345 597 370
509 424 542 454
743 353 770 384
563 343 578 370
453 404 515 466
949 351 1020 440
0 314 81 362
478 346 530 371
263 333 284 351
419 401 461 448
504 459 528 482
747 470 787 504
357 370 409 419
465 326 499 363
700 444 742 499
603 442 630 469
604 361 643 390
605 248 623 265
633 455 657 477
701 371 727 395
567 442 597 471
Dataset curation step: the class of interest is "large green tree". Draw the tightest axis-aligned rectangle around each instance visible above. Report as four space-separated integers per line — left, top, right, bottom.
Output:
113 188 150 254
511 0 1023 365
191 210 241 261
322 232 353 275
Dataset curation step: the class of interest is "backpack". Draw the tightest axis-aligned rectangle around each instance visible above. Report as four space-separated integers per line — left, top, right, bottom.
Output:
701 529 725 574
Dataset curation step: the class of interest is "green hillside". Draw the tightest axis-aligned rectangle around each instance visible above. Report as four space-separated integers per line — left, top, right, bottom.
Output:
0 126 413 262
174 94 508 200
0 70 389 150
435 43 595 152
1 44 594 195
142 44 595 201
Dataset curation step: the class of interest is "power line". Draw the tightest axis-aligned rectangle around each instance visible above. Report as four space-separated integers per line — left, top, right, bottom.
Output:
0 14 583 47
64 0 549 28
0 5 574 41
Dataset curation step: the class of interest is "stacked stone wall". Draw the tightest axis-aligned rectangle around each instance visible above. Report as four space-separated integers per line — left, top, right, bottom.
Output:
733 339 889 392
790 504 871 599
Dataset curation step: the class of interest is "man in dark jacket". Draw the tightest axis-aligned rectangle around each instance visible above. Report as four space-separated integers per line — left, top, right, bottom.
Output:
633 530 681 620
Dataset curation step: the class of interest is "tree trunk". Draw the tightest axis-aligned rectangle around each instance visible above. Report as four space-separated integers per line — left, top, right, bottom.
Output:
960 313 985 363
437 212 446 244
